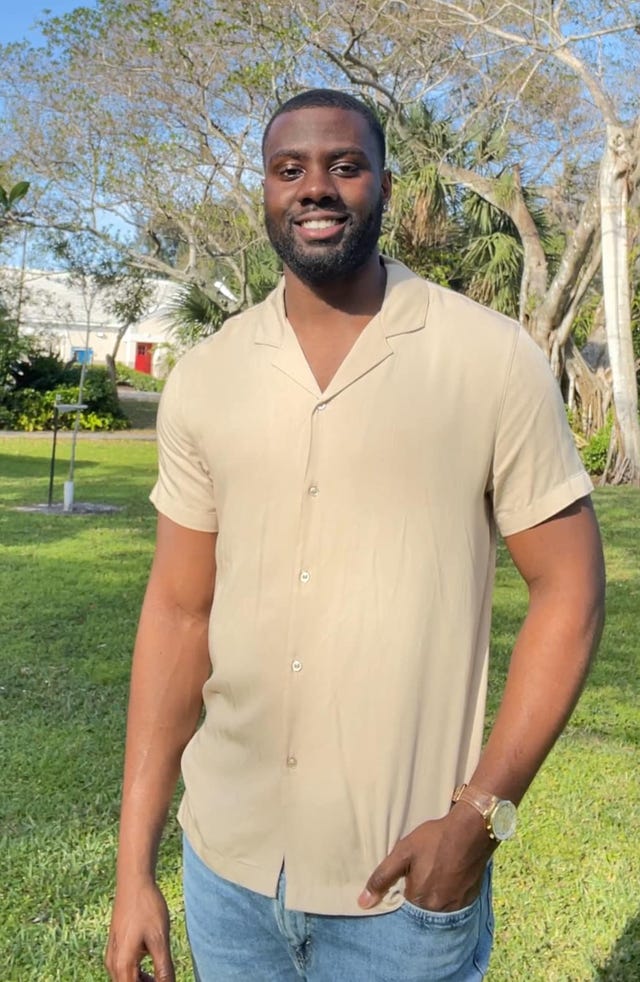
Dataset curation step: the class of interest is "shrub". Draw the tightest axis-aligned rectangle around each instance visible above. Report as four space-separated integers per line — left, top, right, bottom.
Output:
0 367 130 432
3 387 128 431
564 406 587 447
10 352 77 391
0 402 14 429
1 305 32 387
580 415 613 475
7 388 52 430
74 366 123 416
115 362 165 392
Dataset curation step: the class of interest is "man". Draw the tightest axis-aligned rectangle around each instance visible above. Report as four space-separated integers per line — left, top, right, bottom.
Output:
105 89 605 982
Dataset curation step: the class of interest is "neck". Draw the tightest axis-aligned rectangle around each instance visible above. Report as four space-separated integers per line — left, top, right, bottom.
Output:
283 252 386 331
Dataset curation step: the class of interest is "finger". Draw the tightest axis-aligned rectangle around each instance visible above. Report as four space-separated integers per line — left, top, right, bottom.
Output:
358 845 409 909
104 939 141 982
146 941 176 982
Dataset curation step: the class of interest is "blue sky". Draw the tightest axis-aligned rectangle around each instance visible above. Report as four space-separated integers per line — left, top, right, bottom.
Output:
1 0 93 44
1 1 98 268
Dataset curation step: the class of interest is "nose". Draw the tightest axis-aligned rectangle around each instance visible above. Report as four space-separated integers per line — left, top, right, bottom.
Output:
297 165 339 205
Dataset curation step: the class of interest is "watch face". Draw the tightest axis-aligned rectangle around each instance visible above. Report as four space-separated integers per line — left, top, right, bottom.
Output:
491 800 517 841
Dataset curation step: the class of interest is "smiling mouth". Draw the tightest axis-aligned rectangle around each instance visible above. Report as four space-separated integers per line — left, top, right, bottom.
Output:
299 218 346 229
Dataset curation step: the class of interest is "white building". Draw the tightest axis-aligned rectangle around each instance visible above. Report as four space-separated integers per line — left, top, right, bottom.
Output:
1 267 181 377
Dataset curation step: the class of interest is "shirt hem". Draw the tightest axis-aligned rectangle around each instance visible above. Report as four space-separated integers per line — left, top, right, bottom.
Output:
149 488 219 533
178 800 404 917
496 470 593 538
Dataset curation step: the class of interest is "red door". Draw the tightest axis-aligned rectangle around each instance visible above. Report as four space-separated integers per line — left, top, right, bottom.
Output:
135 342 154 374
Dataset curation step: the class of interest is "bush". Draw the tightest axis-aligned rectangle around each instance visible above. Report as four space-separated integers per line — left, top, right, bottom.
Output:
115 362 165 392
1 305 32 387
580 416 613 475
565 406 585 443
10 352 78 391
1 387 129 432
75 366 123 416
5 388 52 430
0 402 14 429
0 366 130 432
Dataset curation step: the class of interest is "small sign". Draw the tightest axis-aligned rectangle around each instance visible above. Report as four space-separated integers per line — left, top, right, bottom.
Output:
55 403 88 413
72 347 94 365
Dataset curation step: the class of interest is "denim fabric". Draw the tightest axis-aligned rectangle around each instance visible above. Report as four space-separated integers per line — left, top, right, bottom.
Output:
183 835 494 981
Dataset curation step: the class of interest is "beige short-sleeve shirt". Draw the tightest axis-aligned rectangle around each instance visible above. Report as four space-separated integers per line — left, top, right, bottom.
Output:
150 259 592 915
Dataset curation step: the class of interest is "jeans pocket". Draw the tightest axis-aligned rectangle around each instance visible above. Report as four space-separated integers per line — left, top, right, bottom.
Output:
400 893 481 929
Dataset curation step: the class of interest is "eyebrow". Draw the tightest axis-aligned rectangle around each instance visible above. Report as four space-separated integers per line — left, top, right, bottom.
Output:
267 146 370 166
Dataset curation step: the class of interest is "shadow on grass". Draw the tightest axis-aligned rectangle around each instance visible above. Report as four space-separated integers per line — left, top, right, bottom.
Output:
0 452 94 479
1 448 158 545
595 909 640 980
0 508 155 550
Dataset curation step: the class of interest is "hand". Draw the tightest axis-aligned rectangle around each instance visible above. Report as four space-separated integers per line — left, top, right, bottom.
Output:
105 879 176 982
357 807 496 913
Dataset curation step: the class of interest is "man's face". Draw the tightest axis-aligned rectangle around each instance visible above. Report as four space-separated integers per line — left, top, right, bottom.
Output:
262 107 391 286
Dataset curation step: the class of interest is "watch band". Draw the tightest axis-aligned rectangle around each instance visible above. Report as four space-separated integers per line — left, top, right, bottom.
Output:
452 783 517 842
452 783 500 817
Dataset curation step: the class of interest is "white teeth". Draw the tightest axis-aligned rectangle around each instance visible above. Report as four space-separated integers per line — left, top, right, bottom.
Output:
301 219 341 229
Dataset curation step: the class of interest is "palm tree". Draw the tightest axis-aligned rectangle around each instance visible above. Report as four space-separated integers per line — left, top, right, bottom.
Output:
168 239 281 347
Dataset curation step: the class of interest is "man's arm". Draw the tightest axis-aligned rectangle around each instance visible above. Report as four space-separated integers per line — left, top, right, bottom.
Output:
359 496 605 911
105 515 216 982
462 495 605 803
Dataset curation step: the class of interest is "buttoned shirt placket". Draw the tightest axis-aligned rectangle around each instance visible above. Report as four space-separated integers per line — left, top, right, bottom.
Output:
285 396 328 774
268 312 395 902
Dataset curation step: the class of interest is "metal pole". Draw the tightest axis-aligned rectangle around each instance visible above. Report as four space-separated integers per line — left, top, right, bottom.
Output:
48 405 59 508
68 355 88 483
68 315 92 487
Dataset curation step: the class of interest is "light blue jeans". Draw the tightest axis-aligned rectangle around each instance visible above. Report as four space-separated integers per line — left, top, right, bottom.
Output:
183 836 494 981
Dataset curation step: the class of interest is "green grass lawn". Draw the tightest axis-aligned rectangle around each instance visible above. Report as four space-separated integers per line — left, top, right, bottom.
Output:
118 394 160 430
1 436 639 981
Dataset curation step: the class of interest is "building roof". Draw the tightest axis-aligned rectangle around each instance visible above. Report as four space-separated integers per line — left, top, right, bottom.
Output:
0 266 180 333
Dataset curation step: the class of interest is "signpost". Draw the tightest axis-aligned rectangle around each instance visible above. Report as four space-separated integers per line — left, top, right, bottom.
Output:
48 397 87 510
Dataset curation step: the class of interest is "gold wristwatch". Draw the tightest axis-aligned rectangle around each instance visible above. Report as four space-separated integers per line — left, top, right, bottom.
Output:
452 783 517 842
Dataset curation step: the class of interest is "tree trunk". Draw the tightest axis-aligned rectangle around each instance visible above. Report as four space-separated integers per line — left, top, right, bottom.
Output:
564 339 610 437
105 352 117 388
600 125 640 485
529 191 600 377
106 325 129 389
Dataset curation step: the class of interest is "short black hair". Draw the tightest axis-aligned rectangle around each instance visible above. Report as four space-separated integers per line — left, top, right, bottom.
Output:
262 88 386 168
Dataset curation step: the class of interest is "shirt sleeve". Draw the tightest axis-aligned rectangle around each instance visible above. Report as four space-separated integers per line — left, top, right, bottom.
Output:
149 362 219 532
491 326 593 537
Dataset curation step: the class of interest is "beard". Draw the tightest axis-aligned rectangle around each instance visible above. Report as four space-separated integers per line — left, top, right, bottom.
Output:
265 196 384 286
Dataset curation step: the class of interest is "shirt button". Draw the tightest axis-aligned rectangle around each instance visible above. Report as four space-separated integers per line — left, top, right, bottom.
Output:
299 570 311 583
308 485 320 497
291 659 302 672
286 755 298 768
315 402 327 412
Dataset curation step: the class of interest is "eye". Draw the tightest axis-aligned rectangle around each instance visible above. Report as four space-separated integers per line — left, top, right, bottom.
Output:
279 165 303 180
331 162 360 176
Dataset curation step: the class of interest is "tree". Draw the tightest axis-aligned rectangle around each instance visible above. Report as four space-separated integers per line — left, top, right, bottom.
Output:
1 177 33 393
0 302 29 390
2 0 639 477
0 1 297 307
380 103 549 316
102 266 155 384
0 178 30 232
277 0 639 479
393 1 640 479
169 237 281 346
